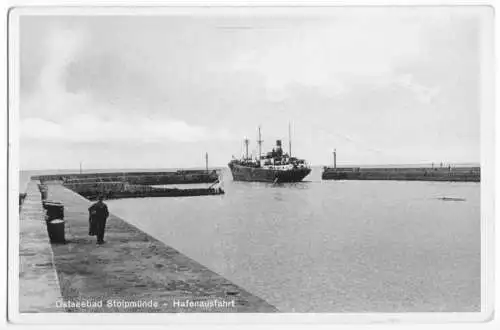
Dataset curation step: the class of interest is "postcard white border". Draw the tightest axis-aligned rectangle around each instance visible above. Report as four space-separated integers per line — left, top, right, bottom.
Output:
4 1 496 326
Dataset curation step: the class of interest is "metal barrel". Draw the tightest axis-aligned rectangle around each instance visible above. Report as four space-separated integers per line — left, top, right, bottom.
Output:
42 201 64 222
47 219 65 244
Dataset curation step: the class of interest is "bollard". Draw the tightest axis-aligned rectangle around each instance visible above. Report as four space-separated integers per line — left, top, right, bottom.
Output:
47 219 65 244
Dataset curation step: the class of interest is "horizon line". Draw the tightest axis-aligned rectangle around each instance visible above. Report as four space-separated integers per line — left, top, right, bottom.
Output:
19 161 481 173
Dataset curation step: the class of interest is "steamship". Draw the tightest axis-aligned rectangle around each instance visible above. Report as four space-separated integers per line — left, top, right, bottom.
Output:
228 126 311 183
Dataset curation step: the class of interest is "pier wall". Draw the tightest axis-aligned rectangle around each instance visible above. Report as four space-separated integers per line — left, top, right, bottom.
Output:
32 170 219 185
18 181 275 313
322 166 480 182
62 181 224 200
19 181 64 312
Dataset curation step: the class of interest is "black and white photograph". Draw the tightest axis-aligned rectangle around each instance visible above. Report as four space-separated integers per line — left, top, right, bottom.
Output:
7 4 495 324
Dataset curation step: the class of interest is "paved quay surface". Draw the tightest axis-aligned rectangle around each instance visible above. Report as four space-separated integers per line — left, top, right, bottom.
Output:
19 181 64 313
44 182 278 313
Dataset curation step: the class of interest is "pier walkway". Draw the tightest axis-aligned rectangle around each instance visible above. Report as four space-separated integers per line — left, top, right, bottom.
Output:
19 182 277 313
19 181 64 312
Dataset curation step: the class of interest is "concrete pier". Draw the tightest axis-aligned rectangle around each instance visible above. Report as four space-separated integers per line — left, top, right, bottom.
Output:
19 181 277 313
19 181 64 312
321 166 480 182
32 170 219 185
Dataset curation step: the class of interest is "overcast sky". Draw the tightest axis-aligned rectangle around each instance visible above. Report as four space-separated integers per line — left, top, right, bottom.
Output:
18 8 484 170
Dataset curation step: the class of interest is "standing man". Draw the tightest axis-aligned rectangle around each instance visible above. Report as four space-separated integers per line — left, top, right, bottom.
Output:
88 195 109 245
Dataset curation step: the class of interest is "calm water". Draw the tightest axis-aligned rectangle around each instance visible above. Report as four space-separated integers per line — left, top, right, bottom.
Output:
24 168 481 312
105 167 481 312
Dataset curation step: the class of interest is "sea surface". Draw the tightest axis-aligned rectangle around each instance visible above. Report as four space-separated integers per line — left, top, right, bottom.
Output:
19 167 480 312
103 167 481 313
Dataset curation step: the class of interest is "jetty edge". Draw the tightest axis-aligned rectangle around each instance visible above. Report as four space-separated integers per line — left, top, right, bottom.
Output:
19 181 64 312
322 166 480 182
33 170 224 200
31 169 219 185
19 180 278 313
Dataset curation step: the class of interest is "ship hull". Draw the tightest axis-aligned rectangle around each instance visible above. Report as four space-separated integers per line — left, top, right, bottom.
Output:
228 163 311 183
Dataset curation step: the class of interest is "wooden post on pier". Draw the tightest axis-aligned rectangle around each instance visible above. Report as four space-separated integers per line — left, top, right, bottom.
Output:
333 149 337 169
79 161 83 174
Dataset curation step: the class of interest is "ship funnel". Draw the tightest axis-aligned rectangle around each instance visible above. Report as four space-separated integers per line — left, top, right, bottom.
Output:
276 140 282 148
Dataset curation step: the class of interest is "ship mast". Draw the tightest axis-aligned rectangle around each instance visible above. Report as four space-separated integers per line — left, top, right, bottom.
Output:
257 126 263 160
288 122 292 157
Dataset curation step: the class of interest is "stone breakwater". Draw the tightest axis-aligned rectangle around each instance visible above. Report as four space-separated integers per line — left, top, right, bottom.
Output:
322 166 480 182
34 170 224 200
32 170 219 185
19 181 277 313
63 182 224 201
